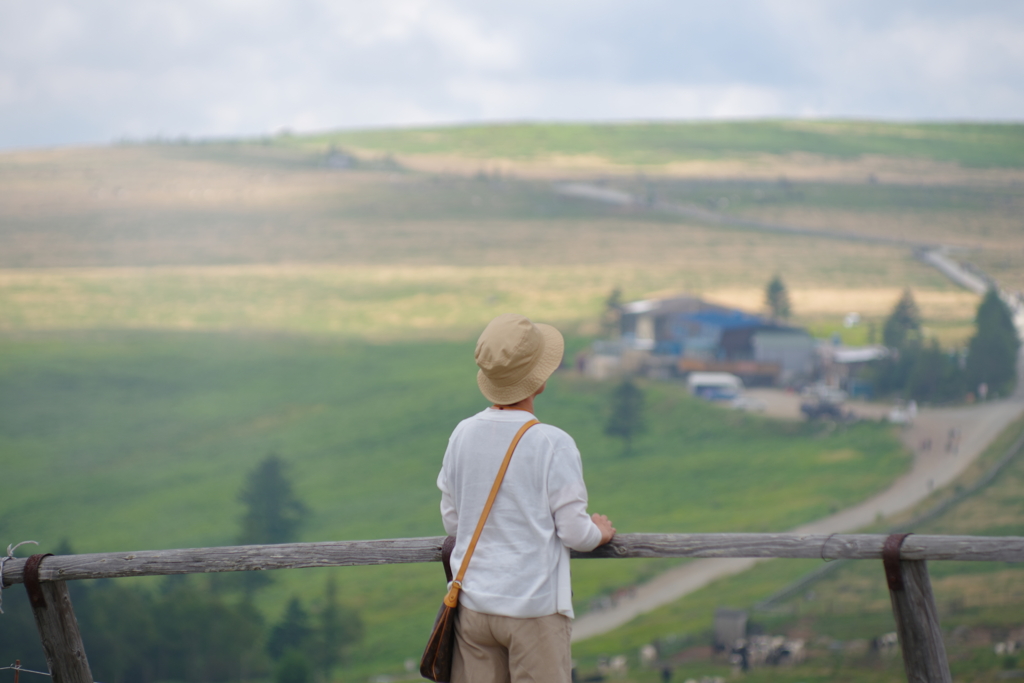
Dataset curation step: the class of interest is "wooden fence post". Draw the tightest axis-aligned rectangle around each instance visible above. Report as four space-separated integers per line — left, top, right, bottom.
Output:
883 535 951 683
24 555 93 683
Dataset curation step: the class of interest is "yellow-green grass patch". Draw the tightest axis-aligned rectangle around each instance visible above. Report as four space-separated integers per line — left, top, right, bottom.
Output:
0 264 977 341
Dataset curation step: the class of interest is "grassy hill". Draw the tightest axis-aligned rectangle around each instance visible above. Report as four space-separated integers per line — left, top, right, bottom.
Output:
2 119 1022 681
0 331 908 679
304 120 1024 169
0 132 1003 344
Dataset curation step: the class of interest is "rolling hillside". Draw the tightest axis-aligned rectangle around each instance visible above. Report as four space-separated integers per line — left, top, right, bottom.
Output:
305 120 1024 172
0 332 908 678
2 119 1022 680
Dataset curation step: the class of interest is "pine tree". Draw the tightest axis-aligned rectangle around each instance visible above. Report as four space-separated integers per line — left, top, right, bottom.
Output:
238 454 308 546
764 274 791 320
600 287 623 337
905 339 965 403
311 576 364 676
883 288 922 349
275 650 310 683
267 597 312 661
966 289 1020 397
238 454 308 595
605 379 646 457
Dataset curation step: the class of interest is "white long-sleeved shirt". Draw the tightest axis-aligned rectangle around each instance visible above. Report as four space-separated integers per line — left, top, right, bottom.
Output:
437 408 603 619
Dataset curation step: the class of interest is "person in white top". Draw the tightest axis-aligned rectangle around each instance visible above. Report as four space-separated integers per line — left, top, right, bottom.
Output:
437 313 616 683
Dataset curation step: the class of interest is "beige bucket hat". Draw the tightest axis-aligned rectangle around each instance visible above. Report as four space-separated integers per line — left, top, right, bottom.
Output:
475 313 565 405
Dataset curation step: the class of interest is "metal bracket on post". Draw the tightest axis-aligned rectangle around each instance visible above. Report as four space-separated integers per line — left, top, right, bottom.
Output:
883 533 912 591
24 554 93 683
24 553 54 609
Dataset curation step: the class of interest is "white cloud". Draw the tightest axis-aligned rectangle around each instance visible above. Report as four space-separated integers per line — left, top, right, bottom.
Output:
1 0 1022 149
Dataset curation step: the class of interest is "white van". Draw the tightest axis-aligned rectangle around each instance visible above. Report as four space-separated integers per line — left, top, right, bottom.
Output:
687 372 743 401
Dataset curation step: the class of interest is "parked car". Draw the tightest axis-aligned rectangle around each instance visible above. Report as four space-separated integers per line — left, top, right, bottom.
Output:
730 395 767 412
800 399 845 421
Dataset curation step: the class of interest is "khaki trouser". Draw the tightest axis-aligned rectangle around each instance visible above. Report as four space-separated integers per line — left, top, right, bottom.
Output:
452 607 572 683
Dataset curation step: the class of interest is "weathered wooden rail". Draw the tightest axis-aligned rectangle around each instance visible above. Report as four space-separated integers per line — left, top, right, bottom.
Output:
6 532 1024 683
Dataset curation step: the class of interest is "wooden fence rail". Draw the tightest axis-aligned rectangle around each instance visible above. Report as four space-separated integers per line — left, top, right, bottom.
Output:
4 532 1024 585
6 532 1024 683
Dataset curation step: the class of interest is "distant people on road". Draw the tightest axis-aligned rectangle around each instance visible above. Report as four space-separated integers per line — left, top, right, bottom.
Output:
946 427 962 455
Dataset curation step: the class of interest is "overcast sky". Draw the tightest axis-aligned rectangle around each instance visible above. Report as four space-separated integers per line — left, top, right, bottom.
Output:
2 1 1023 150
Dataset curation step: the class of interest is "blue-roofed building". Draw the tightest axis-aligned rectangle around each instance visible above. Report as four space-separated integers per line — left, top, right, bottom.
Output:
614 295 816 385
619 296 723 353
674 309 777 359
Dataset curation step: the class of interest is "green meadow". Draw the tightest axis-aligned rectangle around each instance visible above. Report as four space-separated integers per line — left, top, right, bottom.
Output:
0 331 908 679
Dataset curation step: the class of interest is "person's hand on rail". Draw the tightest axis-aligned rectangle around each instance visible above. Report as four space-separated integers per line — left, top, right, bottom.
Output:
592 514 616 545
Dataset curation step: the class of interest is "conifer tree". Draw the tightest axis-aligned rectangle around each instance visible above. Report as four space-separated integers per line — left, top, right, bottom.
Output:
238 454 308 546
605 379 646 457
275 650 310 683
906 338 965 403
883 288 922 349
311 576 364 676
966 289 1020 397
765 274 791 320
600 287 624 337
267 597 312 661
238 454 308 595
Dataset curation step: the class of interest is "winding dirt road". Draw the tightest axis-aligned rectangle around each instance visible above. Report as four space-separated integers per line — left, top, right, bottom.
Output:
561 180 1024 642
572 363 1024 642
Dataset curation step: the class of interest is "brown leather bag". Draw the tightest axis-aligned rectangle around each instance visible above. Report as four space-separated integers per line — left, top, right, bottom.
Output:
420 419 539 682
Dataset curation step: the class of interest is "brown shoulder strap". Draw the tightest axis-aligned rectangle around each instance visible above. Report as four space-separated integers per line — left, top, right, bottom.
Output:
444 419 539 607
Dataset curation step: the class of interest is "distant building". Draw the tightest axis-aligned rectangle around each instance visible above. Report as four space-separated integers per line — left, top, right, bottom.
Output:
619 296 719 352
609 295 815 385
325 147 356 169
819 344 890 398
752 331 817 385
714 608 748 650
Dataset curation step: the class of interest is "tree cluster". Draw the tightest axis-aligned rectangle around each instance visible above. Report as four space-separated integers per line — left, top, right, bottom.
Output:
267 579 364 683
0 455 363 683
0 569 361 683
869 288 1019 402
0 571 244 683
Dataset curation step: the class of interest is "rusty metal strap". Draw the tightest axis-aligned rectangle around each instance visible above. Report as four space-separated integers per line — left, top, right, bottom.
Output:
883 533 913 591
24 554 53 610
